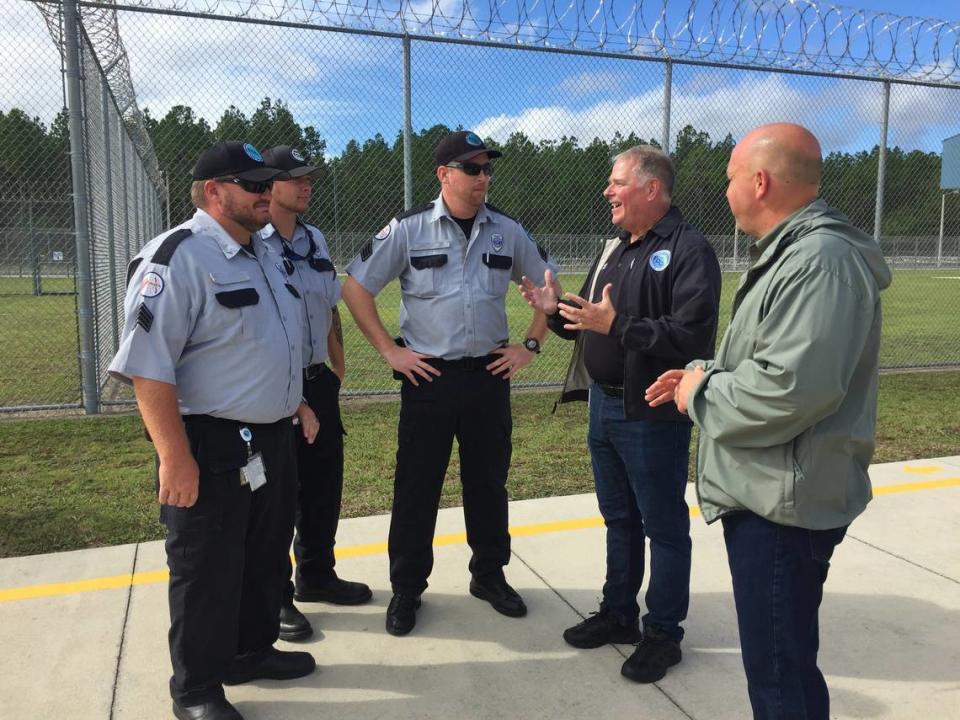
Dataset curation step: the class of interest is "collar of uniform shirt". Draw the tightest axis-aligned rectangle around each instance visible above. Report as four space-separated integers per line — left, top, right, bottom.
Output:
428 193 493 226
192 209 254 260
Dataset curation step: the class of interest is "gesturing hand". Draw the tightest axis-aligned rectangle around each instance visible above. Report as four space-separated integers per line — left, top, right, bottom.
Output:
518 269 562 315
558 284 617 335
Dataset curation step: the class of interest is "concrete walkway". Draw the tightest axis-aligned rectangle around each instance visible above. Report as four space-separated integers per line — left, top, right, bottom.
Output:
1 457 959 719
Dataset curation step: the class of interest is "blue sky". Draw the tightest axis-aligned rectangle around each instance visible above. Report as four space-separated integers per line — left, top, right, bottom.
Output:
847 0 959 19
2 0 959 158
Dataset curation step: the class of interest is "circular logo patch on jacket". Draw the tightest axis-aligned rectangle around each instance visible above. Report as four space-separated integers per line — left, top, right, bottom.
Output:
140 271 164 297
649 250 671 272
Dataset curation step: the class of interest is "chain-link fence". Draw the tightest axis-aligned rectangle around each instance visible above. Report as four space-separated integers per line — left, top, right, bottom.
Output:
2 0 960 411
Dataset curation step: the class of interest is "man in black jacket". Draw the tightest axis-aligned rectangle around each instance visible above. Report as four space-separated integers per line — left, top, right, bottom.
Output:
520 145 721 683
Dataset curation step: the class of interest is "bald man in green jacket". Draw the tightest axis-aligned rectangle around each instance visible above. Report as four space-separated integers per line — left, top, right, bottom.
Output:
647 122 891 720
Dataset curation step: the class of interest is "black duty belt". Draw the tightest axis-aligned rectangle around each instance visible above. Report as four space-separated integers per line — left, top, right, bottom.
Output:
428 354 500 371
597 382 625 398
304 363 329 381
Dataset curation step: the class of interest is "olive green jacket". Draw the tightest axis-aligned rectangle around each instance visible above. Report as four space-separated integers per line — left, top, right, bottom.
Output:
688 199 892 528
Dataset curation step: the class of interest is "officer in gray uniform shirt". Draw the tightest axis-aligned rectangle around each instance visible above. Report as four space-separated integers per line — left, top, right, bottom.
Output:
341 130 557 637
109 141 315 720
258 145 372 645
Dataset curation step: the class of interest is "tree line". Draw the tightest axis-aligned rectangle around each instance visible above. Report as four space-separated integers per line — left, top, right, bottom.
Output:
0 99 948 241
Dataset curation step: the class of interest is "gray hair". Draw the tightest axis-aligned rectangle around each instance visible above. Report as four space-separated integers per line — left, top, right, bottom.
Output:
613 145 674 200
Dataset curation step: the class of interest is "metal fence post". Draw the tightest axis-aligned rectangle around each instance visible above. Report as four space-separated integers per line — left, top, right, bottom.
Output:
873 81 890 246
63 0 99 414
937 193 945 268
132 161 140 253
102 83 119 350
662 60 672 154
402 34 413 211
120 122 130 267
163 170 171 229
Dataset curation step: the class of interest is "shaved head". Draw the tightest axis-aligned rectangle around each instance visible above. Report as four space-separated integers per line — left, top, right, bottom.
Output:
740 123 822 189
726 123 823 238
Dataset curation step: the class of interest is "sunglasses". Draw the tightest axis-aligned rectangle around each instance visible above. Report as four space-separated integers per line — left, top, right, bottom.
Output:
222 177 274 194
446 161 493 177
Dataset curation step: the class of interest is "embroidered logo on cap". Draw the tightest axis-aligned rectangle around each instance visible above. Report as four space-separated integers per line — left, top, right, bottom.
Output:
291 148 305 162
243 143 263 162
140 271 164 297
466 132 482 146
649 250 671 272
491 233 504 252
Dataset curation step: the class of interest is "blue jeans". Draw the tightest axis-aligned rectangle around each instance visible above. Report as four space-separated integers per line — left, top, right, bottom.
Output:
588 384 692 641
722 512 847 720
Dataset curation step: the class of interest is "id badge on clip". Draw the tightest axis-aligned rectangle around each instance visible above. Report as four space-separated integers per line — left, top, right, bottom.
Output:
239 426 267 492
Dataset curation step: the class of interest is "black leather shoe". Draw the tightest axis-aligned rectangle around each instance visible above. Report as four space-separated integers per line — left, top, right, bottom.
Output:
295 577 373 605
620 626 682 683
563 604 642 649
172 698 243 720
385 592 421 636
279 601 313 642
469 576 527 618
223 647 316 685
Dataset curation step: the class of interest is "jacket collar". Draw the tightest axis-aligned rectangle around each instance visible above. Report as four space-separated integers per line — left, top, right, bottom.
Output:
192 209 261 260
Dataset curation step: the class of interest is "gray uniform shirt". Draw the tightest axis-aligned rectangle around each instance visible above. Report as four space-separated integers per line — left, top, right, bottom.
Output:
346 194 556 359
108 209 303 423
259 220 341 368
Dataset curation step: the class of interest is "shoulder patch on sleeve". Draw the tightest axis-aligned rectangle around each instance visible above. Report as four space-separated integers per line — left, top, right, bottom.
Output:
140 271 164 298
125 257 144 289
374 224 391 240
360 240 373 262
150 228 193 266
136 303 154 333
484 203 520 224
395 202 434 221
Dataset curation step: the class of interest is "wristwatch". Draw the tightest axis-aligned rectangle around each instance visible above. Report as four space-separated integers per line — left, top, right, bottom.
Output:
523 337 541 354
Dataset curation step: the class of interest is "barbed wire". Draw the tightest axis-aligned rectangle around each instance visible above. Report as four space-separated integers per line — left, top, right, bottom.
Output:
32 0 162 185
86 0 960 85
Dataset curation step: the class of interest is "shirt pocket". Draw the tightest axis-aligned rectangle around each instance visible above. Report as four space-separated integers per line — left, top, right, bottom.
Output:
210 271 263 341
405 240 450 298
481 253 513 296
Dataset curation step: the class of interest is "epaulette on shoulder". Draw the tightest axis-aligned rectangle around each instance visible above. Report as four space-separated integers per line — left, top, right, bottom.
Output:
484 203 520 224
149 228 193 266
396 202 434 221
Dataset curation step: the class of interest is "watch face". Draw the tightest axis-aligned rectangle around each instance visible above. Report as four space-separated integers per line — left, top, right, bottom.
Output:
524 338 540 352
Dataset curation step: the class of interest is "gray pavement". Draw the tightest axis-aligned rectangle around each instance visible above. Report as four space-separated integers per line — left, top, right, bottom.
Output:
1 456 959 719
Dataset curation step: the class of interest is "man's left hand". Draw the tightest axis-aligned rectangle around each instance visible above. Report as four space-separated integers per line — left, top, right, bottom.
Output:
675 367 704 414
487 344 536 379
295 402 320 444
558 284 616 334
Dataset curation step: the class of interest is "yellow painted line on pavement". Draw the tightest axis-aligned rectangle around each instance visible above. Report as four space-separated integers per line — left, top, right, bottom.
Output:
1 477 955 605
873 477 960 495
902 465 945 474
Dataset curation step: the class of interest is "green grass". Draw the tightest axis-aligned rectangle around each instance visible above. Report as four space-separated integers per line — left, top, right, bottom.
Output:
0 371 957 558
2 268 959 407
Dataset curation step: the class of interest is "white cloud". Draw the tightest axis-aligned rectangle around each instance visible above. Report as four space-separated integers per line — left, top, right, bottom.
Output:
0 3 65 123
557 71 625 97
475 73 956 152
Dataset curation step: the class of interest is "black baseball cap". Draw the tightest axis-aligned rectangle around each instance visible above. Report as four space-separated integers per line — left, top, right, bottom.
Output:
433 130 502 168
191 141 282 182
262 145 320 178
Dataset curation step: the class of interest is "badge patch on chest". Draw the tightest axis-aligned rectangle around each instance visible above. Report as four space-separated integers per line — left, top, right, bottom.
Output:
649 250 671 272
491 234 504 252
140 271 164 297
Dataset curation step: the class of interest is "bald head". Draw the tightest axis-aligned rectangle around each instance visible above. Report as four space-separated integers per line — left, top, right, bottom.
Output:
726 123 822 237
